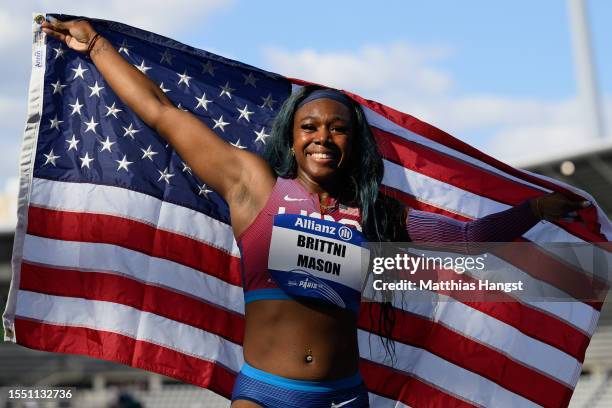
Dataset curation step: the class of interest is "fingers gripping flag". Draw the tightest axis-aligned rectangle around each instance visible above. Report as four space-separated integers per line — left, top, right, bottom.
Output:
3 13 612 407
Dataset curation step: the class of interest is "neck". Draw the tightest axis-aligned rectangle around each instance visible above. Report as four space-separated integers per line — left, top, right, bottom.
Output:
296 172 342 199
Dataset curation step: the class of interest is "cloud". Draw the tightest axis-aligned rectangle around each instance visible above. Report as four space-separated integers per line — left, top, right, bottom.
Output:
263 43 453 99
0 95 26 180
0 0 234 184
1 1 233 48
482 98 612 164
263 44 611 166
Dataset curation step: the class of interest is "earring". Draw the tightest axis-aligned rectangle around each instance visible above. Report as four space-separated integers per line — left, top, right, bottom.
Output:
290 147 295 156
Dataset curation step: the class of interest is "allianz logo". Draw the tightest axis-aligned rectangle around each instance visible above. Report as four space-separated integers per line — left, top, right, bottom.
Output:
338 226 353 241
293 217 354 242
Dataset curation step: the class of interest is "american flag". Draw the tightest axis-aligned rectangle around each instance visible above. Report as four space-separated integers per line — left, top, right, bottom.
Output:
3 13 611 407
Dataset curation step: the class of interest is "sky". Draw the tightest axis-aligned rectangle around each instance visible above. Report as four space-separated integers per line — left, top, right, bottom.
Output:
0 0 611 194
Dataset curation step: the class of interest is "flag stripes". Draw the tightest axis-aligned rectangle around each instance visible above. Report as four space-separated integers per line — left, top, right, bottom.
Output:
27 205 242 286
360 303 572 408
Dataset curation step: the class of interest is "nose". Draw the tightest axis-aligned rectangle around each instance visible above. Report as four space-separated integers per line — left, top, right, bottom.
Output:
314 128 331 144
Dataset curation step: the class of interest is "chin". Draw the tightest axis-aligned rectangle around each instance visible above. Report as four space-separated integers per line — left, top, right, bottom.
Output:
304 166 344 183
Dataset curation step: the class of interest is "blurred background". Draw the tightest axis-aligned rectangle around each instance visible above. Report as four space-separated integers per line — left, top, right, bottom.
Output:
1 0 611 406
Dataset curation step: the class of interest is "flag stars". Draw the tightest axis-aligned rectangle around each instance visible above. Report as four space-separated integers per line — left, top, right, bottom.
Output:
43 149 60 166
84 116 99 134
177 103 188 111
212 115 229 132
89 81 105 97
66 134 80 151
159 82 170 93
53 45 66 59
141 145 158 161
79 152 94 169
71 63 88 80
231 139 247 149
254 127 270 144
201 61 215 76
115 155 133 172
158 167 175 184
49 115 63 131
177 70 192 87
105 102 122 118
69 98 83 116
99 136 115 153
237 105 254 122
51 79 68 95
118 39 132 55
182 162 192 174
219 82 235 99
198 184 212 197
135 60 152 75
123 123 140 139
243 73 258 88
260 93 276 109
195 93 211 111
159 50 175 65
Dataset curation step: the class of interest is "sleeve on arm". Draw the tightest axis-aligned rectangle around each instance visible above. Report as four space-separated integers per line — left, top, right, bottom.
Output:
406 201 540 243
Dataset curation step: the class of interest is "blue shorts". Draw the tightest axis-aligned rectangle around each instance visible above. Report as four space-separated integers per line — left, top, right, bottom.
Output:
231 362 369 408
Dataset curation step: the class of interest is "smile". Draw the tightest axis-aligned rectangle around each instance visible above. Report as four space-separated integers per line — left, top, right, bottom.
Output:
307 152 335 160
305 151 339 165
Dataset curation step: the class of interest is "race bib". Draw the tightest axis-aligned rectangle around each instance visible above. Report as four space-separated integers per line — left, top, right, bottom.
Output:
268 214 370 312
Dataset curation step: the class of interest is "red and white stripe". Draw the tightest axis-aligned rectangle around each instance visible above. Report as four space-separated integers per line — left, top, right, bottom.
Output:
5 76 610 408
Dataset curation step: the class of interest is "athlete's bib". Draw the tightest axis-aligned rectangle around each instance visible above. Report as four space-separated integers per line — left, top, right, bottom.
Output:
268 214 369 313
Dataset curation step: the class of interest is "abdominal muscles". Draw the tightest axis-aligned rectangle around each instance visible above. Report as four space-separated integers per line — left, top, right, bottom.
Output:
242 299 360 380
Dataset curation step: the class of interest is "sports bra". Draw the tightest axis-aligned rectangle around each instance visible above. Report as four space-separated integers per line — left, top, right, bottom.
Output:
237 177 365 313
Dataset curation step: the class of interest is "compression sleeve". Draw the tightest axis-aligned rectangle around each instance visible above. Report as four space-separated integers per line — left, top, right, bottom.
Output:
406 201 540 243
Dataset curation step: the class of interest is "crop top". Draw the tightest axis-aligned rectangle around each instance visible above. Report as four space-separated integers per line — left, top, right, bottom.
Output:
237 177 363 310
237 177 540 312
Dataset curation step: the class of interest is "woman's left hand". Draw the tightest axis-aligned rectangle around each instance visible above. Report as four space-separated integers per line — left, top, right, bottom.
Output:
529 192 591 221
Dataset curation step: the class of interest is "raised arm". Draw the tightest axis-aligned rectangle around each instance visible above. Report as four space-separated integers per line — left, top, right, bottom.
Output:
41 17 275 209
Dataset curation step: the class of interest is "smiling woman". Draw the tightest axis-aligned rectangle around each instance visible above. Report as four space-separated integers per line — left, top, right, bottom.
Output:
294 98 352 180
40 15 591 408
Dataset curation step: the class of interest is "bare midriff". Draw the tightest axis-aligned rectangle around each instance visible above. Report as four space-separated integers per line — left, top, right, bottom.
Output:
242 299 359 380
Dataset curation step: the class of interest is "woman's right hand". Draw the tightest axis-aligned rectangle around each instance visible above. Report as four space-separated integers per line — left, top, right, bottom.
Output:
41 17 97 54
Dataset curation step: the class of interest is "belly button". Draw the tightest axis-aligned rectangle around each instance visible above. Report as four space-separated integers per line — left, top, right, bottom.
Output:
305 348 313 363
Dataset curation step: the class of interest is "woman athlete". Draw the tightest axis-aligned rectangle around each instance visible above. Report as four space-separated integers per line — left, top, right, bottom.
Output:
42 17 590 408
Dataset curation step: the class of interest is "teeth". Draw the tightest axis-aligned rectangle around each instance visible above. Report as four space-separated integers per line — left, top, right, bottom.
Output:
310 153 333 159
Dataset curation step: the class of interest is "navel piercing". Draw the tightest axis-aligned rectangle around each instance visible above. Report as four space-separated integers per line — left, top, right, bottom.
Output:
305 348 313 363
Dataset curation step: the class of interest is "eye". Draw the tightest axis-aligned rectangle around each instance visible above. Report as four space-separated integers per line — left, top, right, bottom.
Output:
331 125 348 133
301 123 316 132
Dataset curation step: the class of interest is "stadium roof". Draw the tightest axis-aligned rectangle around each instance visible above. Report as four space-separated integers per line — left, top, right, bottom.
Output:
518 138 612 218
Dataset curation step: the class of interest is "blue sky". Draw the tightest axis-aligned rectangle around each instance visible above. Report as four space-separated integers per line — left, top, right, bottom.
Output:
0 0 610 193
189 0 611 98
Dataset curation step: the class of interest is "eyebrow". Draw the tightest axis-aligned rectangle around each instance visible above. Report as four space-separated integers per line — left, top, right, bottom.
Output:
299 115 350 122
